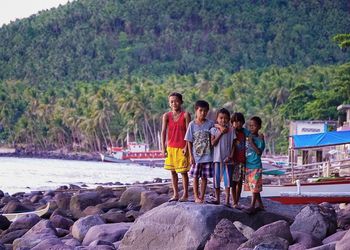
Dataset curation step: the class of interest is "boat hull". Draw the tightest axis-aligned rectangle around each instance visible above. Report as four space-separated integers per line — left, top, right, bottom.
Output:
241 179 350 204
100 153 164 167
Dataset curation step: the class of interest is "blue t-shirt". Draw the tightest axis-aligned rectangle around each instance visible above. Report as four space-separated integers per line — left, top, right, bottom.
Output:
210 127 236 163
246 135 265 169
185 119 214 163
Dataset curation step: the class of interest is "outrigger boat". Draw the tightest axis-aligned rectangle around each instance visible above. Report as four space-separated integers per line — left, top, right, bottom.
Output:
100 142 165 167
242 130 350 204
1 202 50 221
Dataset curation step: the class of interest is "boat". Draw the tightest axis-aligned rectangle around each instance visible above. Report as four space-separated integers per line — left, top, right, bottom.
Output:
2 202 50 222
100 142 165 167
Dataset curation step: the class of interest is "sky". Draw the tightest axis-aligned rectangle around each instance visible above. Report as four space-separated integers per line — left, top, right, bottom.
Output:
0 0 73 26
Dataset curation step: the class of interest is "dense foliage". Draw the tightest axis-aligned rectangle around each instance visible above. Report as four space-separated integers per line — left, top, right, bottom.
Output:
1 64 349 154
0 0 349 155
0 0 349 82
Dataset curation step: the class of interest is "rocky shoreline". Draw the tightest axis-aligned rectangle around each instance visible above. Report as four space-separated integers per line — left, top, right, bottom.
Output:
0 181 349 249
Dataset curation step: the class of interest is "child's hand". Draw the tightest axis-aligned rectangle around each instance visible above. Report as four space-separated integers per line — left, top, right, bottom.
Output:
182 147 187 156
218 125 228 134
224 156 233 163
190 156 195 165
163 149 168 157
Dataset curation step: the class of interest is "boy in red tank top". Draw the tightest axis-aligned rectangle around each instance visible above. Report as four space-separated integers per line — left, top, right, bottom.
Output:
161 92 191 202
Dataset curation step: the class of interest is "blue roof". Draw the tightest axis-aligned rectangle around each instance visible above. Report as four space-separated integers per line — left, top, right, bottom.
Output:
292 130 350 149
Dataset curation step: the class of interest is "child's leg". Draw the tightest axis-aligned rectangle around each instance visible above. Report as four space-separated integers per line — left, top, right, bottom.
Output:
200 177 208 202
215 188 221 204
231 182 238 206
180 172 189 201
250 192 258 209
236 179 243 204
256 192 264 209
224 187 230 205
170 170 179 200
193 177 202 203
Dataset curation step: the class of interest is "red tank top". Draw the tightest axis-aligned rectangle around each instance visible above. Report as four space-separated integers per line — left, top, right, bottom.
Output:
167 111 187 148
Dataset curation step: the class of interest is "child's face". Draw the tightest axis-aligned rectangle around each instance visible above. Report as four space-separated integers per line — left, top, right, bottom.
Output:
168 96 182 111
216 113 229 126
195 107 209 121
248 119 260 134
232 120 243 129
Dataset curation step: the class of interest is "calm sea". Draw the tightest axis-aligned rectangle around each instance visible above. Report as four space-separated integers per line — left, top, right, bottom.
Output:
0 157 169 194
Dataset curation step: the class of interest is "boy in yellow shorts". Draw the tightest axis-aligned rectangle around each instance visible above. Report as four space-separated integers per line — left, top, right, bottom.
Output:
161 92 191 202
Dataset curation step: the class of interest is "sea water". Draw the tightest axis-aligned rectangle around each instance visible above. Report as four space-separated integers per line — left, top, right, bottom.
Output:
0 157 169 194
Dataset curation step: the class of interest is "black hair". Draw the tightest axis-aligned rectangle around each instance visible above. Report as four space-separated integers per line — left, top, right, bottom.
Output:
217 108 230 118
194 100 209 110
250 116 262 127
231 112 245 124
168 92 183 103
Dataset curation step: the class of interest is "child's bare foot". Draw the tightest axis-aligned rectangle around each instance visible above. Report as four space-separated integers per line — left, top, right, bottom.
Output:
194 197 203 203
179 196 188 202
168 196 179 202
224 202 231 207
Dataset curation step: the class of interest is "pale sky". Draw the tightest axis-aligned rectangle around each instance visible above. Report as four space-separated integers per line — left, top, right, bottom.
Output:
0 0 74 26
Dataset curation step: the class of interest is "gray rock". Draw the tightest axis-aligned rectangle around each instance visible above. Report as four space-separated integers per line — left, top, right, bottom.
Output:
204 218 247 250
291 231 322 248
12 220 58 249
56 228 70 237
307 242 336 250
1 200 31 213
70 192 102 219
288 243 307 250
119 202 251 250
233 221 255 239
118 187 145 208
8 214 41 231
238 234 289 250
83 206 104 216
50 214 74 230
96 201 124 212
89 239 116 247
72 215 105 242
101 211 132 223
125 210 141 221
252 220 293 243
0 229 27 244
322 230 346 244
62 238 81 247
30 238 64 249
139 191 168 213
335 229 350 250
290 204 337 240
54 193 71 210
338 209 350 230
83 223 131 246
75 246 115 250
0 216 10 230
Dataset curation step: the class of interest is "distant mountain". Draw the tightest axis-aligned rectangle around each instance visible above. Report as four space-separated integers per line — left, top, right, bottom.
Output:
0 0 349 83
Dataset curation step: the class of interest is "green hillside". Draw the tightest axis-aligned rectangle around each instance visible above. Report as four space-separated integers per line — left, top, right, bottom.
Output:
0 0 349 83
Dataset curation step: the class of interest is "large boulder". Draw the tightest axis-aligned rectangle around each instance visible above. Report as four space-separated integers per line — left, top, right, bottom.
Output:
0 229 28 244
335 229 350 250
50 215 74 230
70 192 102 219
251 220 293 244
82 223 132 246
12 220 58 249
54 192 71 210
1 200 32 213
119 202 251 250
291 231 322 249
101 211 132 223
233 221 255 239
8 214 41 232
238 234 289 250
290 204 337 240
322 230 346 244
204 218 247 250
307 242 336 250
118 187 146 208
72 215 105 242
139 191 168 213
0 216 10 230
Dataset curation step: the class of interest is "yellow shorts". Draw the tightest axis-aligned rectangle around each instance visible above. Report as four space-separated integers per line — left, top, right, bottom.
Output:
164 147 190 173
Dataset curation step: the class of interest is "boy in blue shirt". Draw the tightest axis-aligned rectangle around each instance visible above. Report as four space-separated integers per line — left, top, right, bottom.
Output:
185 100 214 203
245 116 265 213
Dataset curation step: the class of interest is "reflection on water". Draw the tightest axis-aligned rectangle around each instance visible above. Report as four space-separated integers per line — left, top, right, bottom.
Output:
0 157 169 194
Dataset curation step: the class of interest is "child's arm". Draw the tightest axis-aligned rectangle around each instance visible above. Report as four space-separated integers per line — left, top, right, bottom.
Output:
183 112 191 155
248 135 263 155
214 124 228 134
211 130 223 147
161 113 168 156
187 141 195 165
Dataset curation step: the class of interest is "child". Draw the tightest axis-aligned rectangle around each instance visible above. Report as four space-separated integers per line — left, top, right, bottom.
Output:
161 92 191 202
245 116 265 213
210 108 236 206
231 112 249 208
185 100 214 203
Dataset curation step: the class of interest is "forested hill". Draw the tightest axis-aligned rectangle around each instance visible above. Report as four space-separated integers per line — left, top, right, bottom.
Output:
0 0 349 83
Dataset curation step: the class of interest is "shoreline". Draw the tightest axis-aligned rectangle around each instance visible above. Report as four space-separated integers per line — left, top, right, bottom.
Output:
0 151 100 162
